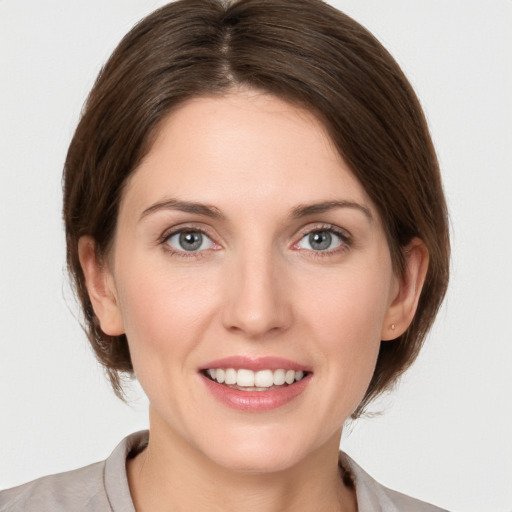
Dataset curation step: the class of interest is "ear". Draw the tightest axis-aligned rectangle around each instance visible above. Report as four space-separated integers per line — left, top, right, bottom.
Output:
78 236 125 336
381 238 429 341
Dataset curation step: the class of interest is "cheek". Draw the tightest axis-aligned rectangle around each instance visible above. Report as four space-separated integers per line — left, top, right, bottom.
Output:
303 265 391 345
114 259 219 367
298 267 391 408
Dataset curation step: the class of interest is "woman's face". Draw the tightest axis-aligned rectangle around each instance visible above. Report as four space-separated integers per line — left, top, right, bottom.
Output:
99 91 401 471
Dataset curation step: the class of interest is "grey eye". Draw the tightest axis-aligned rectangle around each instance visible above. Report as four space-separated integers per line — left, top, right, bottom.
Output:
179 232 203 251
166 231 213 252
298 230 344 251
309 231 332 250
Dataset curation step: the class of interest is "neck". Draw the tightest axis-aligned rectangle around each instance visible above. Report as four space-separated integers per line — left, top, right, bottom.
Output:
127 413 356 512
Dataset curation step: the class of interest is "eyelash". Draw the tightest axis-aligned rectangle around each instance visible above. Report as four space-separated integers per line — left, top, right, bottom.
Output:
293 224 352 258
158 223 352 259
159 224 219 259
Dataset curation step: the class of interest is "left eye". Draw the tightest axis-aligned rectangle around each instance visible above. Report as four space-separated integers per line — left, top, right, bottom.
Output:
165 230 215 252
297 230 345 251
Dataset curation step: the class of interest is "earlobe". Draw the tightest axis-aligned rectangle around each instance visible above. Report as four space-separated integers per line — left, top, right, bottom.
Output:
382 238 429 341
78 236 125 336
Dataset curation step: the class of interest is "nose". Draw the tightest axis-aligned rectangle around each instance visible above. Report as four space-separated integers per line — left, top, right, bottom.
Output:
220 246 293 339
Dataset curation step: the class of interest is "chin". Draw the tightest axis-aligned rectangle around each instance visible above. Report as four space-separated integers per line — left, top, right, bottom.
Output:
197 427 316 474
209 446 301 474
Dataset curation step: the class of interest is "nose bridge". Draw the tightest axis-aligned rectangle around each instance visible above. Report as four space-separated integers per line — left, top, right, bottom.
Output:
221 237 291 338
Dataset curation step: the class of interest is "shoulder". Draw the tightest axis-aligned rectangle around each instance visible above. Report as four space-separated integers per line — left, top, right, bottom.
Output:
374 484 449 512
340 452 450 512
0 431 147 512
0 461 109 512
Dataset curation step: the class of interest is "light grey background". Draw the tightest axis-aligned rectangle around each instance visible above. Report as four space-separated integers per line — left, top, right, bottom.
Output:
1 1 511 511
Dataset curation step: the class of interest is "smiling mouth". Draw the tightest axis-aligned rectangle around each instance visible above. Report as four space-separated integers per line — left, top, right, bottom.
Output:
202 368 309 391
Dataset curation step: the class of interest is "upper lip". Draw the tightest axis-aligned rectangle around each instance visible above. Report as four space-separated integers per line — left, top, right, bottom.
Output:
200 356 311 373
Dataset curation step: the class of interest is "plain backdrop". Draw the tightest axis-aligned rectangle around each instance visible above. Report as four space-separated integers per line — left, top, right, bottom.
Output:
1 1 511 511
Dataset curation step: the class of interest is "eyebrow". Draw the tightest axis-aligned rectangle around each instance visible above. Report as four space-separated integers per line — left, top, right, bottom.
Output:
139 198 373 222
291 200 373 221
139 198 225 221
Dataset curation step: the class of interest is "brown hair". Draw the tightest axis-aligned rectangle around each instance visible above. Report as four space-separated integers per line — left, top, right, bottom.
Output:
63 0 449 416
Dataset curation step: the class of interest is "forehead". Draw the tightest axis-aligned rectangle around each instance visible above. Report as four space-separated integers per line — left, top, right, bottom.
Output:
122 91 374 216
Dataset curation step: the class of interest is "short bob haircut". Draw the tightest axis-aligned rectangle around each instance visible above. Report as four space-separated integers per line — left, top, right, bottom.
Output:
63 0 449 417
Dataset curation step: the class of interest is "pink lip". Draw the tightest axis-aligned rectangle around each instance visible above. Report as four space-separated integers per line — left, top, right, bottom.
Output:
200 356 311 372
200 373 311 412
199 356 312 412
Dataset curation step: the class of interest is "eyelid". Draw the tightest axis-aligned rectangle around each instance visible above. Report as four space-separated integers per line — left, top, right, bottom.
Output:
159 222 219 243
166 231 215 251
292 223 352 253
157 222 352 257
295 223 351 241
158 223 222 256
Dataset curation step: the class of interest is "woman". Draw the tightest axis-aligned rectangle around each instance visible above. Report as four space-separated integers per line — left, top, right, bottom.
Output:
1 0 450 510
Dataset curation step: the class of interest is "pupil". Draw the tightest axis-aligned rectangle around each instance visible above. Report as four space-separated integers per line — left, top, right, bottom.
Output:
309 231 331 250
179 232 202 251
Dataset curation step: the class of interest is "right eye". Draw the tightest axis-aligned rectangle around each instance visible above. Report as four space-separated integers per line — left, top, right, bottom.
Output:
165 230 215 253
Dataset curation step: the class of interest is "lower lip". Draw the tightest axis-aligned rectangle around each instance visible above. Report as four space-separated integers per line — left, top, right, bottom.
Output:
201 373 311 412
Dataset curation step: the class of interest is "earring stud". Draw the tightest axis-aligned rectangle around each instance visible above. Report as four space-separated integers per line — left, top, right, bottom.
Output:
391 323 396 330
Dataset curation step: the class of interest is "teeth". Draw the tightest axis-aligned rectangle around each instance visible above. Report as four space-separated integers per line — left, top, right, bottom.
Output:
206 368 307 388
225 368 237 385
273 369 286 385
216 368 225 384
237 369 254 387
254 370 273 387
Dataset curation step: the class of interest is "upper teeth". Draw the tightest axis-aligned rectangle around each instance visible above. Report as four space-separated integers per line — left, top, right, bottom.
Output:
206 368 305 388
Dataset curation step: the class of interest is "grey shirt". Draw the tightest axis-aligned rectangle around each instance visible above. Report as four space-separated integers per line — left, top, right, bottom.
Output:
0 431 448 511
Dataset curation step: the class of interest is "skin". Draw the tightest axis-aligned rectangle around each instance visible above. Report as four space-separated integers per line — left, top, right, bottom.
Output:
79 90 428 512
